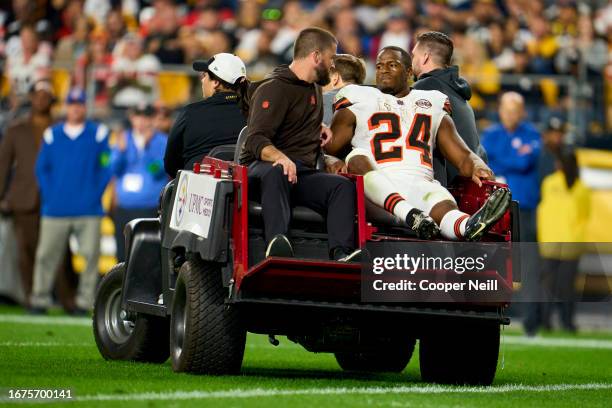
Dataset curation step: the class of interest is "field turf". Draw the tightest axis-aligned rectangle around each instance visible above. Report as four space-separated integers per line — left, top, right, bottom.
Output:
0 305 610 407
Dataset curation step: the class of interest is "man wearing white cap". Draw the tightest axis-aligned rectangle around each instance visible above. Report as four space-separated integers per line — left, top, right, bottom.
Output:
164 53 249 178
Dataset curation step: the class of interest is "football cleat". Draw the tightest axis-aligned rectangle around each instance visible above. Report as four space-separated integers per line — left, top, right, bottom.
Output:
406 209 441 240
464 188 511 241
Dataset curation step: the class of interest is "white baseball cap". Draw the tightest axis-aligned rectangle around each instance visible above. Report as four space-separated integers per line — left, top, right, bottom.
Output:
193 53 247 85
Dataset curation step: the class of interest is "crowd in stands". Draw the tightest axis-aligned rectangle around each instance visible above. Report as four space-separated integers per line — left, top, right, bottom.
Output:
0 0 610 137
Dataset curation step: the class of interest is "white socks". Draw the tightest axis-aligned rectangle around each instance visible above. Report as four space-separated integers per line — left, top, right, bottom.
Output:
363 170 414 221
440 209 470 240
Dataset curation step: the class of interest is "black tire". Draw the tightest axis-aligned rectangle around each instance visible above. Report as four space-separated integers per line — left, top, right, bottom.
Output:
335 337 416 373
419 320 500 385
170 258 246 375
93 263 169 363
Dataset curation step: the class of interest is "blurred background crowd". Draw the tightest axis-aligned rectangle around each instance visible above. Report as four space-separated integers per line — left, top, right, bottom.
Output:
0 0 610 331
0 0 610 139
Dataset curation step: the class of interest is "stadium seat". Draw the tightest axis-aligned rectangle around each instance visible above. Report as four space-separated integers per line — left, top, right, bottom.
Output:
51 68 71 104
158 72 191 107
0 75 10 98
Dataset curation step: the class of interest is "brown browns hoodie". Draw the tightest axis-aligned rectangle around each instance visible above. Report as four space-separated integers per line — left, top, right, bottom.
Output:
241 65 323 168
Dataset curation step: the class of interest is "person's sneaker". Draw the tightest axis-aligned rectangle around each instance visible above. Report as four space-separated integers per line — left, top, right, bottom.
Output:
27 306 47 315
332 248 362 262
464 187 511 241
265 234 294 258
406 209 440 240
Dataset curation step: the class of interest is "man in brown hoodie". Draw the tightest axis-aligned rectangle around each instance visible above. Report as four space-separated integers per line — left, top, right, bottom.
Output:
0 81 76 309
242 27 359 261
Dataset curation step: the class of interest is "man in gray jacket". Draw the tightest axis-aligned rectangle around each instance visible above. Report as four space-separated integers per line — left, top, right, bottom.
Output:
411 31 486 186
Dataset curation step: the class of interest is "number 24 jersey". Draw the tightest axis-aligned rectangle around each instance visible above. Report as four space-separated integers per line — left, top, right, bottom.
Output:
334 84 451 180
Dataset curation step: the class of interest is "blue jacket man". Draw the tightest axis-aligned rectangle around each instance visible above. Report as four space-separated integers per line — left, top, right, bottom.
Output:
110 104 168 261
481 95 541 212
30 88 111 314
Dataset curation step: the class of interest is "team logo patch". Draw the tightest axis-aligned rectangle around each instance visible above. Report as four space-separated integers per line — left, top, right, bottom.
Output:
262 100 270 109
175 175 189 226
416 99 432 109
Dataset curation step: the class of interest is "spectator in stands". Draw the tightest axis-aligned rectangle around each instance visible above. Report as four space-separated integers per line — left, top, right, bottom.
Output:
144 1 184 64
272 1 307 64
5 25 52 110
110 103 168 262
54 16 92 67
75 32 114 109
332 8 367 57
236 7 280 65
1 0 46 44
164 54 249 178
411 31 486 184
460 36 501 107
54 0 85 41
104 9 127 53
110 33 161 109
370 11 414 62
486 20 516 73
30 88 112 315
556 14 608 128
200 30 233 58
322 54 366 127
527 15 558 75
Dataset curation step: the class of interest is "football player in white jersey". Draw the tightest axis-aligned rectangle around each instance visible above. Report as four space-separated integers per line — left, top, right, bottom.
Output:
326 47 510 241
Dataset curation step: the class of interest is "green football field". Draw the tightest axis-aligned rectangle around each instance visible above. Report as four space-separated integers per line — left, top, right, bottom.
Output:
0 305 610 407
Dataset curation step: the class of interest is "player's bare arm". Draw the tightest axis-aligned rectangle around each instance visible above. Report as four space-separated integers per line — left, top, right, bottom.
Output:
326 108 356 157
436 115 494 187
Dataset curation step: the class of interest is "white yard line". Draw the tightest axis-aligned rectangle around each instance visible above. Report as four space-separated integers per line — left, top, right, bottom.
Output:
0 341 90 347
1 383 610 403
502 335 612 349
0 314 91 327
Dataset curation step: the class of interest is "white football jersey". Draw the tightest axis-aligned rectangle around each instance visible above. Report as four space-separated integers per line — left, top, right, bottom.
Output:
334 84 451 180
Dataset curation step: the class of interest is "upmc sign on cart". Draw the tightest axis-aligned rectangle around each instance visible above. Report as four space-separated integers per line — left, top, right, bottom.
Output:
169 171 219 239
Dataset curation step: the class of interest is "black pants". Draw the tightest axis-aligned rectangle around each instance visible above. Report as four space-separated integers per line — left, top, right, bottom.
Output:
541 258 578 330
112 207 158 262
248 161 356 254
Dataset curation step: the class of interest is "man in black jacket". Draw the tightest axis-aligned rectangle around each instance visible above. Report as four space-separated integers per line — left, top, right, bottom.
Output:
411 31 486 185
242 27 359 261
164 53 248 178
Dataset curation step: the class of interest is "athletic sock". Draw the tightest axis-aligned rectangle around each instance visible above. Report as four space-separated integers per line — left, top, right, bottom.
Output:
363 170 414 220
440 209 470 240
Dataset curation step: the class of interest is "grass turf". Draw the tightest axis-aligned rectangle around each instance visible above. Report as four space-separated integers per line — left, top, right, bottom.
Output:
0 305 610 407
